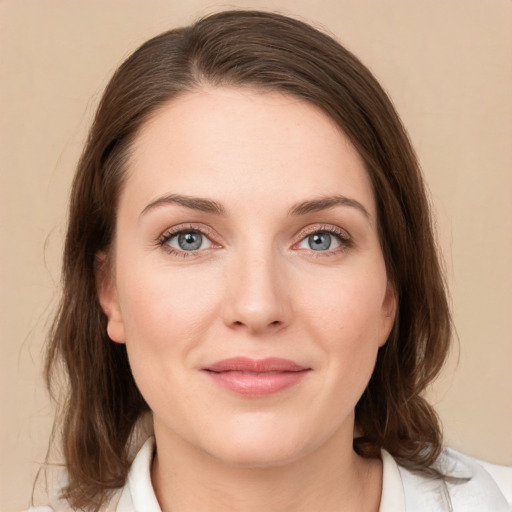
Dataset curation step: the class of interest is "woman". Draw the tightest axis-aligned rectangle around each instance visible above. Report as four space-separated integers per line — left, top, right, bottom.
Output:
35 10 511 512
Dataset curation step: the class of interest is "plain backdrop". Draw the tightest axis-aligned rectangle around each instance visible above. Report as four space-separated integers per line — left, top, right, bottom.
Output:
1 0 511 509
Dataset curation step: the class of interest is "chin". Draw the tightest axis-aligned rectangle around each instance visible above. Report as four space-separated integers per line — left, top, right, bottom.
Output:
200 415 317 469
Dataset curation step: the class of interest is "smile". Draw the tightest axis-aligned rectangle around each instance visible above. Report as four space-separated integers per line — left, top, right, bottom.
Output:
202 357 311 396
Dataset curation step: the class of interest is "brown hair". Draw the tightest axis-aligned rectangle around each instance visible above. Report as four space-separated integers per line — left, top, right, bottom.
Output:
45 10 451 510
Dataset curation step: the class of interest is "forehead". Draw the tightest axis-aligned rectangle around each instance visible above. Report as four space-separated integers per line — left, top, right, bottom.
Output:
123 87 376 218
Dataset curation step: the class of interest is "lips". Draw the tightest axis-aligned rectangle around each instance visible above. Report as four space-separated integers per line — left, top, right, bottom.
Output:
202 357 311 396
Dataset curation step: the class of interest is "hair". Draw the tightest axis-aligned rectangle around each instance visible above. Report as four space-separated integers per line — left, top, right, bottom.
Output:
45 9 452 510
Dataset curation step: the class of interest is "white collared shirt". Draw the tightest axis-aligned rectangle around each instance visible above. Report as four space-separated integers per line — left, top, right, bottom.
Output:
33 437 512 511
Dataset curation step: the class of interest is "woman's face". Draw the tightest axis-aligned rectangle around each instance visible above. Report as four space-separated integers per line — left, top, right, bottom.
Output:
98 87 396 467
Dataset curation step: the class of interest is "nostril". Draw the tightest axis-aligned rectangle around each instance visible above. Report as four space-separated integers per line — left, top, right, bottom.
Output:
230 319 282 329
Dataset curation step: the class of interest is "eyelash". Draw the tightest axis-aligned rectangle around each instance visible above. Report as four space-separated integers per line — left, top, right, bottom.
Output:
157 224 352 258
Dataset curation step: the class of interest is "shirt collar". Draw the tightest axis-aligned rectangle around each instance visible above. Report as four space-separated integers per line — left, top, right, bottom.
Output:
117 437 160 512
379 449 406 512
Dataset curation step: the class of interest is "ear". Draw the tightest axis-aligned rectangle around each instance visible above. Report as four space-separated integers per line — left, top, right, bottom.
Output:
378 280 397 347
95 252 126 344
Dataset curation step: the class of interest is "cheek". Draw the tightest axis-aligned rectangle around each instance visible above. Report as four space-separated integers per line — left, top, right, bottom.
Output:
116 262 222 352
115 265 222 411
298 264 388 385
302 267 387 341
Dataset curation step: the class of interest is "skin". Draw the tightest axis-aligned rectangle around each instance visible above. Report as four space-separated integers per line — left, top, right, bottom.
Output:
98 87 396 512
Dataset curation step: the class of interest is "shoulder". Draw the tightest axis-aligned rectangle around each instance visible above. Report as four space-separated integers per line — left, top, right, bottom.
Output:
398 447 512 512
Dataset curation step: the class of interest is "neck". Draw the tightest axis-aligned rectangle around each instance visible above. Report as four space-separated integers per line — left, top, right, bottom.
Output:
151 422 382 512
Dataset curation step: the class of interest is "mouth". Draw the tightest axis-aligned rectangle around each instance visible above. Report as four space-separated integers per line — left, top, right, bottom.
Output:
202 357 311 396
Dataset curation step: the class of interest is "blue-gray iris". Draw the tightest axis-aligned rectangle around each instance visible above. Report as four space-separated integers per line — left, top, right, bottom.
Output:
308 233 331 251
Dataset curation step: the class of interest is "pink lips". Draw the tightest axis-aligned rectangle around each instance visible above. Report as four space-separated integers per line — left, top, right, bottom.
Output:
203 357 310 396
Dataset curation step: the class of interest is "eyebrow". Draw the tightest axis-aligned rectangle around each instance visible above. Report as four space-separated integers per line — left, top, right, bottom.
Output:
140 193 370 219
140 194 226 217
288 195 370 219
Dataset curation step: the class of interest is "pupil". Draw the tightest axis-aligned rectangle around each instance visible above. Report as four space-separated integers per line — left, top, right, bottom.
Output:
308 233 331 251
178 232 202 250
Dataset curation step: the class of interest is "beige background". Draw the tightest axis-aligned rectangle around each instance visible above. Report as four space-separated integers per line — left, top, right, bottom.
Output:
1 0 511 509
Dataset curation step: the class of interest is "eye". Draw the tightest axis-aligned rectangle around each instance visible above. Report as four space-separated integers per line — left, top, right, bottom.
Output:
295 227 350 253
298 232 341 251
164 230 213 252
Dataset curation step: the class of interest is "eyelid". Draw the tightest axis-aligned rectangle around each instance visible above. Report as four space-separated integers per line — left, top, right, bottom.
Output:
294 224 351 242
159 223 215 241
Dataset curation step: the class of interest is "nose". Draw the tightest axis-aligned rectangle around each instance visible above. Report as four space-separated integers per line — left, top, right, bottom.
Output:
222 249 292 335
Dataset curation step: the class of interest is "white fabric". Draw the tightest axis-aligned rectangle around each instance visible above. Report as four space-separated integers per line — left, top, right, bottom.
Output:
30 437 512 511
